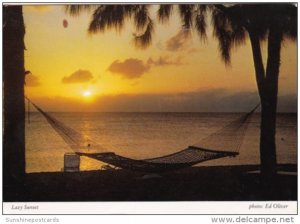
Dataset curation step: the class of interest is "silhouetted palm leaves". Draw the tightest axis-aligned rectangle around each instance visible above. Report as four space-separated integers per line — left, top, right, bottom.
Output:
194 5 208 41
157 5 173 23
65 5 95 16
66 5 154 48
66 4 296 62
211 4 297 64
65 4 211 48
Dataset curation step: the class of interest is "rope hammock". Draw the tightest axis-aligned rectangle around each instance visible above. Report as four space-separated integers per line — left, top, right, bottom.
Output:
26 97 259 173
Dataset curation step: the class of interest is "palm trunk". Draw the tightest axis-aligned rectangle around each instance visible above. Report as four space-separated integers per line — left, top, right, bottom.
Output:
248 32 265 99
249 29 280 183
3 5 26 196
260 28 282 180
260 100 277 180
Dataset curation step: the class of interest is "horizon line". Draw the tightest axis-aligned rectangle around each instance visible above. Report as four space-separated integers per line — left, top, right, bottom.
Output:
26 111 297 114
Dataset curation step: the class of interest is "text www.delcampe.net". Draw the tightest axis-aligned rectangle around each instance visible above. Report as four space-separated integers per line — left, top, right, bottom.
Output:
211 216 295 224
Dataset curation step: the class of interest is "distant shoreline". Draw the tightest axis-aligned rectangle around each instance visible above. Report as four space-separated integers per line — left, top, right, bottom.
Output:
26 111 297 114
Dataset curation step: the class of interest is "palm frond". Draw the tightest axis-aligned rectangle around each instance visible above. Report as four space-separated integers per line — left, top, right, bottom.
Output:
65 5 94 16
88 5 130 33
123 5 140 17
277 4 297 41
178 5 195 30
212 7 233 64
133 17 154 49
194 5 208 41
231 26 246 47
134 5 149 32
241 4 268 40
217 28 233 65
157 5 173 23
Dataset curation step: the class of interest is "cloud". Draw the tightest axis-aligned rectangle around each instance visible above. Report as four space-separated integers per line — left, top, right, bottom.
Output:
147 56 183 66
62 69 94 84
108 58 150 79
28 90 297 113
163 31 200 54
25 74 41 87
166 30 190 51
107 56 184 79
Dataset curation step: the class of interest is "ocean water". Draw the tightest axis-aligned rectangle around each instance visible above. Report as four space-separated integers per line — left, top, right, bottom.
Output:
25 112 297 173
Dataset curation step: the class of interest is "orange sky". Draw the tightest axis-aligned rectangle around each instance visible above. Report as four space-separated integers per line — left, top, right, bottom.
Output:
23 5 297 112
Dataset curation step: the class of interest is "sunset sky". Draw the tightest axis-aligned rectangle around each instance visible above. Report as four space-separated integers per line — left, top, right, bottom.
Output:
23 5 297 112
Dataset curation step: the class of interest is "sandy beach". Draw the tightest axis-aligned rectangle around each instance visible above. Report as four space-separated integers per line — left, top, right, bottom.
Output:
4 164 297 202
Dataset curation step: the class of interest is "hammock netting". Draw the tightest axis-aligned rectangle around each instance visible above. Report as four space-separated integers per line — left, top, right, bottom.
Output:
27 98 258 173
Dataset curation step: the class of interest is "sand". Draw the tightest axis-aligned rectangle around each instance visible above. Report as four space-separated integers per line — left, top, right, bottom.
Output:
3 164 297 202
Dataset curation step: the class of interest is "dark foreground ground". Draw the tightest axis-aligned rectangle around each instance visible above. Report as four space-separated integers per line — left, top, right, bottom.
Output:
4 164 297 202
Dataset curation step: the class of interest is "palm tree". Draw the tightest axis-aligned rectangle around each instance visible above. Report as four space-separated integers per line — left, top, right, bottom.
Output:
3 5 26 191
66 3 297 182
210 4 297 181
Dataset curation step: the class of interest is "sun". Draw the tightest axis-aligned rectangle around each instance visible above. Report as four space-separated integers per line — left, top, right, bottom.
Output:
82 90 92 97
